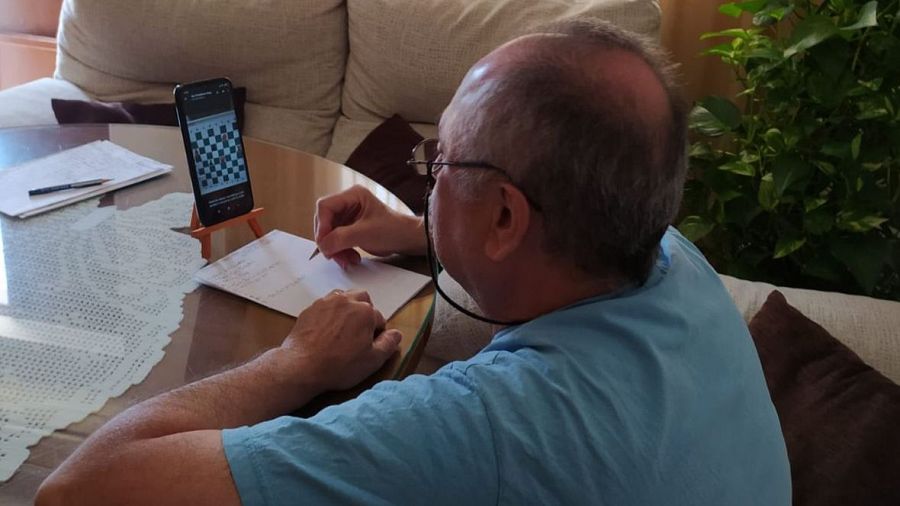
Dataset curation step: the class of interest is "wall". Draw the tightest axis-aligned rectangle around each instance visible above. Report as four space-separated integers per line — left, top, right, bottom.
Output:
0 0 62 90
660 0 749 104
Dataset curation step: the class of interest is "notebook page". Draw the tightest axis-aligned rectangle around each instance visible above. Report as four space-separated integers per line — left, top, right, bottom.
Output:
194 230 431 319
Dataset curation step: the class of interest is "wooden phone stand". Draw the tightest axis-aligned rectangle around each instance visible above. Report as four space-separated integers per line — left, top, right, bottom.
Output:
190 205 266 259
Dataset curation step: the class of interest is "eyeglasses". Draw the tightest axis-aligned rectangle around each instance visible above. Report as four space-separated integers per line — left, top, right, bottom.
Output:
405 138 532 327
406 138 542 211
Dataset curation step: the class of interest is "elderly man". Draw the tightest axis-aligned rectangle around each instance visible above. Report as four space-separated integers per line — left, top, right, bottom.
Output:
37 20 790 506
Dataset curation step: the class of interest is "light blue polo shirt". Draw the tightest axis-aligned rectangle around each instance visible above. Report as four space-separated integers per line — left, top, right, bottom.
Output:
222 228 791 505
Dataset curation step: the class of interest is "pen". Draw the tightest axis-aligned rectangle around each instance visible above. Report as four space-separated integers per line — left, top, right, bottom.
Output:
308 248 321 261
28 178 111 196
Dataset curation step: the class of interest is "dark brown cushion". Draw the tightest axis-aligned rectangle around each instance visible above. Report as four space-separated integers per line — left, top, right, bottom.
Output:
344 114 427 214
749 290 900 506
51 87 247 130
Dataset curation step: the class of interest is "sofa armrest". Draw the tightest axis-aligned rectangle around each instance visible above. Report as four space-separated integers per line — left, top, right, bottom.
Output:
0 77 90 128
721 275 900 384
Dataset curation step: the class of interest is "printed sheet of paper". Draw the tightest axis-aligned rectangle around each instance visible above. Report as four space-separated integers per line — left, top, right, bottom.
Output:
0 140 172 218
194 230 431 319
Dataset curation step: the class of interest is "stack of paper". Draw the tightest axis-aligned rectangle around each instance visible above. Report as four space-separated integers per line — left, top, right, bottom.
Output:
194 230 432 319
0 140 172 218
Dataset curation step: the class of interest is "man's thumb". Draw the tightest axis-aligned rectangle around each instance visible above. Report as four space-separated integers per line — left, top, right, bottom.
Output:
372 329 402 359
318 226 354 257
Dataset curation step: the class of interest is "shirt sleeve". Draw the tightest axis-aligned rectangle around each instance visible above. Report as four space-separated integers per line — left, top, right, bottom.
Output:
221 364 499 506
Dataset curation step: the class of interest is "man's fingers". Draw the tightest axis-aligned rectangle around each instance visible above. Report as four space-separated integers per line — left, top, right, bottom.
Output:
314 197 337 242
318 226 357 258
315 193 362 243
333 249 362 269
344 290 373 305
372 329 402 360
372 306 386 333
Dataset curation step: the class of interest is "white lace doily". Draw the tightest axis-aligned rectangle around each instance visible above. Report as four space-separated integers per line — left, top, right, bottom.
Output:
0 193 205 482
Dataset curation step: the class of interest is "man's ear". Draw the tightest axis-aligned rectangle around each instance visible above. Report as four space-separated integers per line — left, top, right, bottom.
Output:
483 182 532 261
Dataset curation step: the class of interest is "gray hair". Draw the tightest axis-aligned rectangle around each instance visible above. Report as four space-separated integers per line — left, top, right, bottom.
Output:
459 19 687 284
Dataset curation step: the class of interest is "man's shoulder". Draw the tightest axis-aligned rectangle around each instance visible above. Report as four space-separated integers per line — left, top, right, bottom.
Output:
351 353 506 408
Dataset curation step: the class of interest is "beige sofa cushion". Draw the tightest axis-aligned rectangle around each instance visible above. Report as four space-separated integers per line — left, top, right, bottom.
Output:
342 0 662 123
324 116 438 164
55 0 347 155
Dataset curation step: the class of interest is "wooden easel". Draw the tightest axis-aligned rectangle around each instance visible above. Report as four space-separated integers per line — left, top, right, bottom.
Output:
190 205 266 259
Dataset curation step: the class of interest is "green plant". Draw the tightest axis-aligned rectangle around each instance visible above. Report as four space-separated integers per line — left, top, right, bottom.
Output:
681 0 900 300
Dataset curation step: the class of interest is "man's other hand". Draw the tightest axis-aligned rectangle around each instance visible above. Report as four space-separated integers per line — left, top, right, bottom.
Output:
314 185 426 268
281 289 402 392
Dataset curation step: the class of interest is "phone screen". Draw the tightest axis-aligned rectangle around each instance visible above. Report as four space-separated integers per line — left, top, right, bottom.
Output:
176 79 253 226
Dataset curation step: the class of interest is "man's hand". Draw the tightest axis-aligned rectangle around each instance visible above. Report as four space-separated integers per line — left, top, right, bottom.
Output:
314 185 426 268
279 289 403 392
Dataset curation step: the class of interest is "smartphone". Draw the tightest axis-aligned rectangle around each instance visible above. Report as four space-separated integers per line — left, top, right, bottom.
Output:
174 78 254 226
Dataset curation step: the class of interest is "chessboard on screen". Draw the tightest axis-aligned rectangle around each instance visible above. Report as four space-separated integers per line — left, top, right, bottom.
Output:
188 111 249 195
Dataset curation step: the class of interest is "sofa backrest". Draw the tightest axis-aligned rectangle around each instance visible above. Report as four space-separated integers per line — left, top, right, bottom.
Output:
55 0 347 155
341 0 662 124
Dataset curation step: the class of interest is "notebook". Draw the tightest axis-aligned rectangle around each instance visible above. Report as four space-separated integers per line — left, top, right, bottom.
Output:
0 140 172 218
194 230 432 320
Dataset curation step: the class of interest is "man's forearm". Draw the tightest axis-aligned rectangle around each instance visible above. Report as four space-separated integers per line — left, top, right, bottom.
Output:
45 349 317 486
109 348 319 438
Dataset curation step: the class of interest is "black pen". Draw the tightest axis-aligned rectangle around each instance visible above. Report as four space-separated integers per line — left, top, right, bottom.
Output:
28 178 112 196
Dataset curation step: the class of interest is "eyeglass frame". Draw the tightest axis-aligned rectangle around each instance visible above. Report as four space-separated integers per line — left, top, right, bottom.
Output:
406 138 543 212
405 138 533 327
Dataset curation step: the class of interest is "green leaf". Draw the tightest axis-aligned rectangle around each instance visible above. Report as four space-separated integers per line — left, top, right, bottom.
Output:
758 173 778 210
689 107 726 136
688 97 742 136
803 207 834 235
841 1 878 31
851 132 862 160
719 160 756 176
804 197 827 212
774 235 806 259
737 0 769 13
772 155 812 196
753 3 793 26
813 161 836 175
740 151 760 164
832 238 891 294
861 161 882 171
678 216 716 242
718 3 744 17
821 141 850 159
784 15 840 57
763 128 784 150
836 211 889 232
743 47 782 61
858 78 883 91
703 43 737 59
856 102 890 120
700 28 761 40
688 142 713 159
